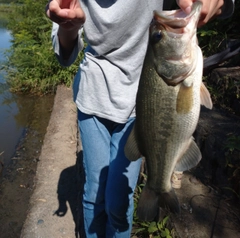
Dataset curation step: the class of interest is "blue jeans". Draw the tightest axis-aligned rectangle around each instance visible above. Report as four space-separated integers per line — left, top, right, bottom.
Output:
78 110 142 238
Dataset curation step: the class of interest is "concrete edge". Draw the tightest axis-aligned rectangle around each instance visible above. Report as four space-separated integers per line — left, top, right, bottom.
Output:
20 85 79 238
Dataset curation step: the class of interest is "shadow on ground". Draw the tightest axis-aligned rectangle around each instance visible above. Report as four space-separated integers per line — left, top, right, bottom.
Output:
55 151 86 238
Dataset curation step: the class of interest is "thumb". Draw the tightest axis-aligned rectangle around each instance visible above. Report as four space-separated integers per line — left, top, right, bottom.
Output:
176 0 193 14
46 0 61 17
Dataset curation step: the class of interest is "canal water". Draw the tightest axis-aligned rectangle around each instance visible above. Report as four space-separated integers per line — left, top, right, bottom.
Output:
0 27 25 169
0 17 54 237
0 22 54 175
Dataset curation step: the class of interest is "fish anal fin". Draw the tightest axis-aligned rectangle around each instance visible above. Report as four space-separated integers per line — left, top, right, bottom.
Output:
200 82 213 109
176 83 193 114
175 138 202 171
124 124 141 161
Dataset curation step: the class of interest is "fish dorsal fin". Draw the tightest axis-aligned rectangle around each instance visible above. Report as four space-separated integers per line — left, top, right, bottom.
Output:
175 138 202 171
200 82 213 109
124 124 141 161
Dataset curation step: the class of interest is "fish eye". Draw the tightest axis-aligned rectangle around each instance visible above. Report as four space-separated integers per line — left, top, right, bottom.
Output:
151 30 162 43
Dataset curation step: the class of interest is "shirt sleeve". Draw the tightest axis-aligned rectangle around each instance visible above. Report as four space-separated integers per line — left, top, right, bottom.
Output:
219 0 235 19
51 22 85 67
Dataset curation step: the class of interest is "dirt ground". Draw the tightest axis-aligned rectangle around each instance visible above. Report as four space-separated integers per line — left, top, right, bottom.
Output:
0 94 54 238
20 85 83 238
172 172 240 237
171 106 240 238
1 85 240 238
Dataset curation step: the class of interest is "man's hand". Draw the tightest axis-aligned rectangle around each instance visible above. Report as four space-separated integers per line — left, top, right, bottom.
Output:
46 0 86 60
177 0 224 27
46 0 86 31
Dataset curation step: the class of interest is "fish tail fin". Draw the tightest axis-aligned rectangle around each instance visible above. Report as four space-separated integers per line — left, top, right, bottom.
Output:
160 189 180 214
137 185 159 221
137 186 180 222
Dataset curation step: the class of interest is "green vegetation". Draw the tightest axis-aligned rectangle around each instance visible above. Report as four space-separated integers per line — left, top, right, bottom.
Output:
223 134 240 199
0 4 11 12
198 0 240 57
0 10 9 27
131 173 175 238
225 135 240 153
2 0 83 94
132 183 174 238
197 0 240 112
0 0 239 236
1 0 240 95
0 0 23 4
0 0 13 25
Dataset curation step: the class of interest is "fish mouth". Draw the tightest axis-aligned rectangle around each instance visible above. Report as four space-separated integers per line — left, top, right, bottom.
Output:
153 11 189 35
150 1 202 85
153 1 202 35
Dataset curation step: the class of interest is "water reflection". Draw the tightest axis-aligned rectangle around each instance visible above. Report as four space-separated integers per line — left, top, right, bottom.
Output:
0 26 23 166
0 22 54 170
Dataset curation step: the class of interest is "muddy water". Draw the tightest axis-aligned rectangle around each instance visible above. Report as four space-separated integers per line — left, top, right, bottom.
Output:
0 27 20 167
0 23 54 237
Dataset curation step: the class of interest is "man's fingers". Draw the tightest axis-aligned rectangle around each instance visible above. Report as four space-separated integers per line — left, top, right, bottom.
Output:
45 0 85 28
66 8 85 19
176 0 193 14
48 1 71 18
198 0 224 27
177 0 225 27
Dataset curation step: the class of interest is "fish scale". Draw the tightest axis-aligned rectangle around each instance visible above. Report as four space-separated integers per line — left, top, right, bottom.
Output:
137 56 182 192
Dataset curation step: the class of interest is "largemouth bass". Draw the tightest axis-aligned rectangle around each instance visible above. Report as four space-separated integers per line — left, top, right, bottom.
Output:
125 1 212 221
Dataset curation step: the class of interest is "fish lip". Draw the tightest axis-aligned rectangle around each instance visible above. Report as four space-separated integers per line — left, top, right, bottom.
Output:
153 10 189 30
152 1 202 33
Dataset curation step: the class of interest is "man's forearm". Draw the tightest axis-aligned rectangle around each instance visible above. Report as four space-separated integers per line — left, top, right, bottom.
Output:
58 26 81 60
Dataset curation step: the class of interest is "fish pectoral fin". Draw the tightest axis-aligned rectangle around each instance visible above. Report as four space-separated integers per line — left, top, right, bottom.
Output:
137 185 159 221
176 83 193 114
175 138 202 171
200 82 213 109
124 123 141 161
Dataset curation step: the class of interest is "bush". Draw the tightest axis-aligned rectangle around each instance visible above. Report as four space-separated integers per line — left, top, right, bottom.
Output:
198 0 240 57
5 0 83 94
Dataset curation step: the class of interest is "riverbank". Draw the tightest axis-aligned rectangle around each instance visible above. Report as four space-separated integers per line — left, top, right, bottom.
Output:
20 85 83 238
19 85 240 238
0 4 12 12
0 92 54 237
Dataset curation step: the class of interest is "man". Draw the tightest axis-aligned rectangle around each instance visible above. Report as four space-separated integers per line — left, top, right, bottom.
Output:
46 1 234 237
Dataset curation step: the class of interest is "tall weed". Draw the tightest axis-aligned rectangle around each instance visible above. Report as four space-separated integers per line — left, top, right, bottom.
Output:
5 0 83 94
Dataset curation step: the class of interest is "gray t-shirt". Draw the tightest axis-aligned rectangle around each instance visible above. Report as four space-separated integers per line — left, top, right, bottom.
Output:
52 0 164 123
52 0 234 123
